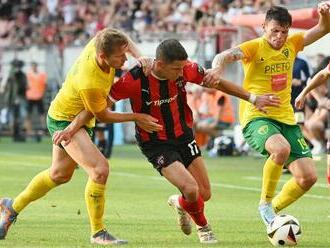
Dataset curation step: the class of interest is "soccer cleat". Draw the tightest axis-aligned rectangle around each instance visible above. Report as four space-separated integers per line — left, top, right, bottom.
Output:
167 195 192 235
90 229 128 245
0 198 18 240
258 202 277 228
197 224 218 244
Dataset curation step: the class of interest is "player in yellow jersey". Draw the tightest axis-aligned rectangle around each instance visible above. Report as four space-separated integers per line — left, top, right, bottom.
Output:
0 28 162 245
206 2 330 232
295 61 330 188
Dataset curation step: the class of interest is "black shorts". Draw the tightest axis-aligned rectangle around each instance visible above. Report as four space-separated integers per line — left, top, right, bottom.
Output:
27 99 45 114
140 139 201 175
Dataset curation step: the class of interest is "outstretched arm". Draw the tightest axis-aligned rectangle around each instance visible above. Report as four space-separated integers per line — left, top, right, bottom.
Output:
295 67 330 109
202 74 280 113
303 1 330 46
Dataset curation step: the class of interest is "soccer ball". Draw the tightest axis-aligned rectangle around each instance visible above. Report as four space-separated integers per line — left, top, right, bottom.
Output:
267 214 302 246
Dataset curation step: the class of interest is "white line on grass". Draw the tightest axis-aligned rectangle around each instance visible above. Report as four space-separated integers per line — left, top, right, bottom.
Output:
244 176 329 188
113 172 330 200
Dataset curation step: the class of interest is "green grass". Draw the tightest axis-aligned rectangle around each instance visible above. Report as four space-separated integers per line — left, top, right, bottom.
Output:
0 137 328 248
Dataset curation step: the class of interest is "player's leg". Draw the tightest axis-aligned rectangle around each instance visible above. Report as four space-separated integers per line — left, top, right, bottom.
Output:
162 162 217 243
187 157 211 202
63 128 126 245
243 119 288 226
0 144 76 240
272 124 315 212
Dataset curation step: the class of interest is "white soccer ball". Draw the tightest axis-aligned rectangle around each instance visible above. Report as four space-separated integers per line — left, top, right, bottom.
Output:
267 214 302 246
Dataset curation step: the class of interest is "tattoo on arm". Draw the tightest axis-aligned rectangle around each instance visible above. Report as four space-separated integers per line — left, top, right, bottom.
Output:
227 47 244 62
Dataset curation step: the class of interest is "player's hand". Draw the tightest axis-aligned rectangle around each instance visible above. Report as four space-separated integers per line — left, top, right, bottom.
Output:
135 113 163 133
52 129 73 146
295 94 306 110
318 1 330 15
203 68 222 86
137 57 154 76
255 94 280 113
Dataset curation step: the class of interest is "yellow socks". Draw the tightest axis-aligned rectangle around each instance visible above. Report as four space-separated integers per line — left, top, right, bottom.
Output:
12 169 58 213
272 177 306 213
260 157 284 203
85 178 106 235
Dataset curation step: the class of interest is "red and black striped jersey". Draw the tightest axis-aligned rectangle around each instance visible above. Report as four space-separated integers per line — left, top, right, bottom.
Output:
109 62 204 145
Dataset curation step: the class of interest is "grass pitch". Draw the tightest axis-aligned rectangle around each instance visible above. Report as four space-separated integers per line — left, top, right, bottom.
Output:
0 137 329 248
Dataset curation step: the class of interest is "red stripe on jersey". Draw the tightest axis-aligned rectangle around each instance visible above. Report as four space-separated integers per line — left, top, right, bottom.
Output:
169 81 184 137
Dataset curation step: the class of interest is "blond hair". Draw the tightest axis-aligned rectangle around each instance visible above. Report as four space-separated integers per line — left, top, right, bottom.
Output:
95 28 128 56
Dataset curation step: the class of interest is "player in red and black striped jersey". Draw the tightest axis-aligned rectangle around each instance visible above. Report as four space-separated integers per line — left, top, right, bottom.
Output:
296 61 330 187
52 39 280 243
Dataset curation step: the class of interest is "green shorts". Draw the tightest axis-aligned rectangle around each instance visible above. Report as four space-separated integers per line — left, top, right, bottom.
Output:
47 115 94 148
243 118 312 166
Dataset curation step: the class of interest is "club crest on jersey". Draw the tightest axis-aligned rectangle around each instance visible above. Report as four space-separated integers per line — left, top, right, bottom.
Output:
282 48 289 58
176 77 184 88
157 155 165 166
258 125 269 135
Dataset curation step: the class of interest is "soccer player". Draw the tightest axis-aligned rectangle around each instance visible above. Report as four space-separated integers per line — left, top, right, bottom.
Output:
295 61 330 187
51 39 280 244
0 28 162 245
207 2 330 230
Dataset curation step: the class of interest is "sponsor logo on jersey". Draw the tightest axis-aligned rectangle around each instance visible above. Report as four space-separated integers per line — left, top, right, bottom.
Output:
146 94 178 106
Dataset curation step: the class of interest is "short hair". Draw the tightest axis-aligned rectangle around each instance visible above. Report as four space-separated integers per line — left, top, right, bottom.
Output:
265 6 292 27
156 39 188 63
95 28 128 56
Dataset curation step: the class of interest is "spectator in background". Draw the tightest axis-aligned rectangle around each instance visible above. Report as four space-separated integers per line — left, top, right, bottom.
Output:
195 88 234 138
25 62 47 141
302 56 330 156
5 59 27 142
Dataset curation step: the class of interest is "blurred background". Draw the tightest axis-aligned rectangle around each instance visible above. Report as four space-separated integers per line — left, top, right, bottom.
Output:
0 0 328 159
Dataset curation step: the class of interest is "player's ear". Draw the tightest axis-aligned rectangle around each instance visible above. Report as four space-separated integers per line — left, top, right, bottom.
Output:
154 60 164 69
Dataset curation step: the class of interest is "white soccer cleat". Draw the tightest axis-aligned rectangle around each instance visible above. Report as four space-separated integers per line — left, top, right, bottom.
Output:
258 202 277 232
167 194 192 235
90 229 128 245
197 224 218 244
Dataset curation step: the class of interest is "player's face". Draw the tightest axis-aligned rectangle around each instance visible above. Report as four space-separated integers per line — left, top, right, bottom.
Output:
161 60 187 81
263 20 289 50
106 44 129 69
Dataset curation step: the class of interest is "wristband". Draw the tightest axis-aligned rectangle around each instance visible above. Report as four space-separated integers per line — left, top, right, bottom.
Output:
248 93 257 104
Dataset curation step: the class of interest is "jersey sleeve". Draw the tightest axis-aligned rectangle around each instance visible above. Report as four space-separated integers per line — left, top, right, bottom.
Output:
238 39 259 62
79 88 107 114
109 72 135 102
288 32 304 54
183 62 205 85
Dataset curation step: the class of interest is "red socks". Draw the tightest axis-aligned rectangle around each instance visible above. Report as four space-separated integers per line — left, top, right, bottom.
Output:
178 194 207 227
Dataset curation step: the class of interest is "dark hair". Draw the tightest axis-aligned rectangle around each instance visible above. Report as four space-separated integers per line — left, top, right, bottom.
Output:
95 28 128 56
156 39 188 63
265 6 292 27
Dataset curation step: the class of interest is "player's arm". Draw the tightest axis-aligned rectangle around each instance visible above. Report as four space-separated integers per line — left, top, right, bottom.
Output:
202 76 280 113
203 47 245 84
303 1 330 46
295 67 330 109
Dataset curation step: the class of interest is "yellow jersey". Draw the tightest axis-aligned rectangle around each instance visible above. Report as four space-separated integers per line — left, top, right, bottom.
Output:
48 39 115 128
238 32 304 128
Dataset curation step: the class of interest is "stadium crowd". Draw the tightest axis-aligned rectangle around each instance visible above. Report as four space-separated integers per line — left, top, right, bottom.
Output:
0 0 296 49
0 0 328 158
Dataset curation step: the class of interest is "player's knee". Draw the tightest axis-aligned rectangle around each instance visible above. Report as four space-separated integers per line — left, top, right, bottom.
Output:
297 174 317 190
50 171 73 184
200 189 211 202
181 182 199 201
271 145 291 164
91 159 109 183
